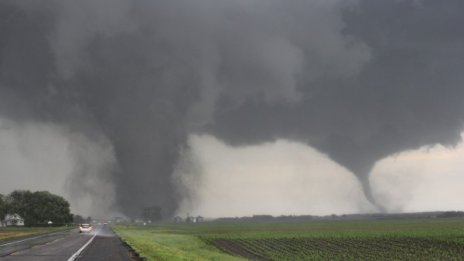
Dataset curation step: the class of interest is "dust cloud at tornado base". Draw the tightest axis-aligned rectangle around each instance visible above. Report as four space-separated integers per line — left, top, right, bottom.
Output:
1 0 464 217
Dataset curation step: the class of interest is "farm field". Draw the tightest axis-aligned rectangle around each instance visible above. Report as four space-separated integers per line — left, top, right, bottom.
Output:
0 226 70 243
114 218 464 261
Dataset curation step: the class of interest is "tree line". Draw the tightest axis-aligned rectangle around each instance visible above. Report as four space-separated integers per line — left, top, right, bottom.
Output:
0 190 73 226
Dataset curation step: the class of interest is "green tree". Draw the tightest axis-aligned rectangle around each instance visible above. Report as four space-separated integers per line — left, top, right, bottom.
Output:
73 214 85 224
6 190 73 226
6 190 33 225
30 191 73 225
0 194 6 223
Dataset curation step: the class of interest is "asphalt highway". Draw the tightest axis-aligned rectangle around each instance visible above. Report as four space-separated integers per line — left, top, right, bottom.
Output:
0 225 136 261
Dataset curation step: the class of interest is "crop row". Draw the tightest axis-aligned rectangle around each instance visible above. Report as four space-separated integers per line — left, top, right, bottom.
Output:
207 236 464 260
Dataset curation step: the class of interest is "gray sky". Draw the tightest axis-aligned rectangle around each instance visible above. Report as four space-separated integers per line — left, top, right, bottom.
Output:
0 0 464 217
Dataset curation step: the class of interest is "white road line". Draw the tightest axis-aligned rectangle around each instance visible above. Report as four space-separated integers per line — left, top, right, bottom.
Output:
66 230 98 261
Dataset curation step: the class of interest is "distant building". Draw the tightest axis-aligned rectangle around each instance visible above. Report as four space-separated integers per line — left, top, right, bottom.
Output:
113 217 127 224
173 216 183 223
134 218 145 224
4 214 25 226
186 215 196 223
196 216 204 223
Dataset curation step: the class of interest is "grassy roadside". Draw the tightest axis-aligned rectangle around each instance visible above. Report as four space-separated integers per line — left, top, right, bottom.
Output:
113 219 464 261
113 225 245 261
0 226 74 243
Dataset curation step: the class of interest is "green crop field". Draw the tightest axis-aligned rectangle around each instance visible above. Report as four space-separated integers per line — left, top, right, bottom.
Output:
113 218 464 260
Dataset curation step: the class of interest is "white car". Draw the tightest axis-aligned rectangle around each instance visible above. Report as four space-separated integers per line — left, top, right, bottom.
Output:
79 223 93 233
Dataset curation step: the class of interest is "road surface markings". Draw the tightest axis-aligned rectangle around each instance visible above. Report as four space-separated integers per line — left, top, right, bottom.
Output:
67 231 98 261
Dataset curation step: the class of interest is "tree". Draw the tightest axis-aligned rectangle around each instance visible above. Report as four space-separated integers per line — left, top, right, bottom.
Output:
0 194 6 224
73 214 85 224
30 191 73 225
74 215 92 224
6 190 73 226
5 190 33 224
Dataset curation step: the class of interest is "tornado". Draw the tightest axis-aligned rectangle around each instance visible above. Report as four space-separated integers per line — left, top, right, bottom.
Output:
1 0 464 217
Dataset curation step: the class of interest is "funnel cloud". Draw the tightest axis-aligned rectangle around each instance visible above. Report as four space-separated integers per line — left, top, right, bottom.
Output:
1 0 464 217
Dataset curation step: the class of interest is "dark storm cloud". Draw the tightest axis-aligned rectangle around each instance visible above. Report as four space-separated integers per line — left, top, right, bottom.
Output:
211 0 464 207
1 0 463 215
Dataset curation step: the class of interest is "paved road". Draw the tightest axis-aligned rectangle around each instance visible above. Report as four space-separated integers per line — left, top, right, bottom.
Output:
0 225 136 261
76 225 136 261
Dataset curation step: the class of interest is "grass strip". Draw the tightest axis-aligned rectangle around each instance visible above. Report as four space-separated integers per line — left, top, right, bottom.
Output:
113 225 245 261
